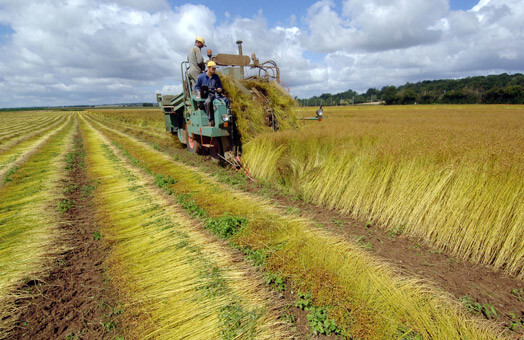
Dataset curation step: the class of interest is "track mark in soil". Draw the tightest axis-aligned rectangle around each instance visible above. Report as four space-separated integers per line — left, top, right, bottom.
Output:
10 129 124 340
83 115 335 339
83 115 293 339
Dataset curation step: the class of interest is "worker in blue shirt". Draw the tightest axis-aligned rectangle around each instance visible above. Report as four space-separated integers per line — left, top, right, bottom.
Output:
195 61 223 125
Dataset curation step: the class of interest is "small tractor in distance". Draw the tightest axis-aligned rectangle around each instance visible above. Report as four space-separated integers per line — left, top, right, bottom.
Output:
156 41 288 164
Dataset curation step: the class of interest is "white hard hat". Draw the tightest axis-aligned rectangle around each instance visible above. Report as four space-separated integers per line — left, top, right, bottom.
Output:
196 36 206 46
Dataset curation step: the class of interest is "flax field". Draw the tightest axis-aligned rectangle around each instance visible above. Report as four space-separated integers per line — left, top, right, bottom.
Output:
1 103 521 339
243 105 524 279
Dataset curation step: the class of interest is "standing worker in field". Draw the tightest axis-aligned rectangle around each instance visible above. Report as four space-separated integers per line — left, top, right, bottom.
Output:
187 36 206 91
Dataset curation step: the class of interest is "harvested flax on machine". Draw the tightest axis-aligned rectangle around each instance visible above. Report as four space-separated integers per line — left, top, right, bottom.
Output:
221 75 297 143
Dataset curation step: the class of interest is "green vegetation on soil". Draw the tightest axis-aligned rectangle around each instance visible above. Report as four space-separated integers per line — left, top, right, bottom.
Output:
3 99 520 340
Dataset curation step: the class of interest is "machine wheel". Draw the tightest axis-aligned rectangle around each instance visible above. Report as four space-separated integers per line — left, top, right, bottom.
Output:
187 132 202 154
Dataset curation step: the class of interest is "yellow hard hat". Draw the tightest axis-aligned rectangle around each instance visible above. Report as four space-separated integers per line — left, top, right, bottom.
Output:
196 36 206 46
207 61 217 68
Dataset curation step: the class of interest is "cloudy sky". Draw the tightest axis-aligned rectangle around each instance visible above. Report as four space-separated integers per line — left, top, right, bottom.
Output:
0 0 523 107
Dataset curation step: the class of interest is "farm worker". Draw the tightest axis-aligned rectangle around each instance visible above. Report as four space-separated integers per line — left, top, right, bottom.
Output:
195 61 223 125
187 36 206 91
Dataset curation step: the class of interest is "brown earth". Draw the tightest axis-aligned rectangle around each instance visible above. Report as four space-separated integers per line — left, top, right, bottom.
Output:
6 127 321 340
9 132 124 340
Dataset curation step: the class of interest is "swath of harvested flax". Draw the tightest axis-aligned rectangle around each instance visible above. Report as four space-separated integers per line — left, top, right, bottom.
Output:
81 117 284 340
0 117 76 339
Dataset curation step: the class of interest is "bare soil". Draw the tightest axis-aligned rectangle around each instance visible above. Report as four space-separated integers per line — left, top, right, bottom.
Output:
9 133 124 340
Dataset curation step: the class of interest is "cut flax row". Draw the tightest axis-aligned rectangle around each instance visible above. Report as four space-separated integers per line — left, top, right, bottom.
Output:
0 115 76 338
81 116 284 340
0 115 72 185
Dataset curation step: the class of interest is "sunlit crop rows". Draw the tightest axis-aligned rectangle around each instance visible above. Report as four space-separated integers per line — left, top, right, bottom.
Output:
80 116 282 339
0 113 72 183
0 111 56 135
243 104 524 278
88 108 166 131
0 115 58 142
84 109 503 339
1 105 515 339
0 111 75 338
0 109 288 339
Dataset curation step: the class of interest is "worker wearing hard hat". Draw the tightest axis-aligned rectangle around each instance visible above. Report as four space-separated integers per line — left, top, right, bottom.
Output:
195 61 223 125
187 36 206 90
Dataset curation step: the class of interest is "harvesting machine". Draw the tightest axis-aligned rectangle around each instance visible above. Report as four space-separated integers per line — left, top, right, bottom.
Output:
156 40 289 164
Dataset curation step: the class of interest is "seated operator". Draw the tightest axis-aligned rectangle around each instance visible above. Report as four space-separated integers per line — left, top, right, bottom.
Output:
195 61 223 125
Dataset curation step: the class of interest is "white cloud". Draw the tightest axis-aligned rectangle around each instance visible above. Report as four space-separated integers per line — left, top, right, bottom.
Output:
0 0 217 106
0 0 523 107
160 84 183 94
303 0 448 53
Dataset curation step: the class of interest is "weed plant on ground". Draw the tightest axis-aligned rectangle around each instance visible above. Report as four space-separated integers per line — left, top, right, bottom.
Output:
84 112 502 339
80 117 283 340
243 105 524 279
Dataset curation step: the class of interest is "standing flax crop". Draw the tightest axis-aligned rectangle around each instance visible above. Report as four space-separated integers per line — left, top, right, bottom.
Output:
243 104 524 279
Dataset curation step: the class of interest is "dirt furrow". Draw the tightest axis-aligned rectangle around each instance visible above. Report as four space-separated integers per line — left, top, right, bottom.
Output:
86 110 524 336
0 116 76 339
83 113 503 339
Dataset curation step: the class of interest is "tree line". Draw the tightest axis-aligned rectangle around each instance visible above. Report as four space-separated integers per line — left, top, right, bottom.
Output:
297 73 524 106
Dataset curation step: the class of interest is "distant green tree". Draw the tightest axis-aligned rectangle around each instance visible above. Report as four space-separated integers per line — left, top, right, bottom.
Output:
298 73 524 106
440 90 477 104
400 89 417 104
483 85 524 104
381 86 398 105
